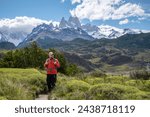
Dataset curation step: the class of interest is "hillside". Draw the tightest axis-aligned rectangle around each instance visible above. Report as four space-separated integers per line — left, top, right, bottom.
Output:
0 42 16 50
43 33 150 72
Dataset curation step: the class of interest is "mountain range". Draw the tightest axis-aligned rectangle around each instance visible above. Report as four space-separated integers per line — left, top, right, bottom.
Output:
0 26 150 72
0 16 150 47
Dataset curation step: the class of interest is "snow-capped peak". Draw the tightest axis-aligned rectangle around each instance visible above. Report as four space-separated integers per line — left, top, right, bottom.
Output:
1 16 150 46
59 17 70 29
87 25 150 39
98 25 122 33
68 16 81 28
59 16 81 29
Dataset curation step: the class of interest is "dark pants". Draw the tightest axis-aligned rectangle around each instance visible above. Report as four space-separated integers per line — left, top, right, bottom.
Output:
46 74 57 92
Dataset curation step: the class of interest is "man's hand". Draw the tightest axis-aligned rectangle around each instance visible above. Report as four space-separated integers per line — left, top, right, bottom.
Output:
45 59 49 64
54 61 57 65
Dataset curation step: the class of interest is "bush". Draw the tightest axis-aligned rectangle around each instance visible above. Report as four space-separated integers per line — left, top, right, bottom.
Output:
125 80 150 92
65 64 81 76
104 76 129 84
49 79 90 100
66 80 90 92
88 83 149 100
84 77 104 85
130 70 150 80
48 74 150 100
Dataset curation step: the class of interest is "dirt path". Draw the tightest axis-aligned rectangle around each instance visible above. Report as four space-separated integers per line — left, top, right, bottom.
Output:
35 94 49 100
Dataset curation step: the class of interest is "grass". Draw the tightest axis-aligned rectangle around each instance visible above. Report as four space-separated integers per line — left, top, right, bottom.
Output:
0 68 150 100
49 73 150 100
0 50 10 54
0 68 47 100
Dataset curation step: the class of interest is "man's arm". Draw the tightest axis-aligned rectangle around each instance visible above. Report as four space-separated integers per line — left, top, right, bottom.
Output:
44 59 49 68
54 59 60 68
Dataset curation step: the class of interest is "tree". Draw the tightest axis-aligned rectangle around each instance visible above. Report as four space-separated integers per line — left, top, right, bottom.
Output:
0 42 81 75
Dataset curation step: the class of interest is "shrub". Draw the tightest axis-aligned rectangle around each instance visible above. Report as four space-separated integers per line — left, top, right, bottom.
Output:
65 64 81 76
84 77 104 85
49 79 90 100
88 83 149 100
130 70 150 80
104 76 129 84
125 80 150 92
66 80 90 92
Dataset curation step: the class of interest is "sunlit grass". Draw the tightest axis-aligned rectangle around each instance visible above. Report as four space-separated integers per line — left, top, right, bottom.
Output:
0 68 46 100
49 72 150 100
0 68 150 100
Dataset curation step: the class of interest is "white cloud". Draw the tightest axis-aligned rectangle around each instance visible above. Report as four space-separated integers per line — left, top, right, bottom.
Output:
112 3 145 19
119 19 129 25
0 16 59 33
72 0 81 4
70 0 150 21
138 17 146 21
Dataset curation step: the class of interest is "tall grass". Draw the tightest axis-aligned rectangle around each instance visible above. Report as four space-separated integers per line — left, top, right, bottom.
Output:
1 68 150 100
0 68 47 100
49 73 150 100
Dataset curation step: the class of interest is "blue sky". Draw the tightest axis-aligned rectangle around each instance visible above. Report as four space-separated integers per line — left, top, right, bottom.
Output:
0 0 150 30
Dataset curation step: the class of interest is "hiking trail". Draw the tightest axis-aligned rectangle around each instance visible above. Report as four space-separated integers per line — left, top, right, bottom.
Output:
35 94 48 100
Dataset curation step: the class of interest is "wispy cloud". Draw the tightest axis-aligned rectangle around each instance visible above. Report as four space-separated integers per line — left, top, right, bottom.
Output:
69 0 150 22
119 19 129 25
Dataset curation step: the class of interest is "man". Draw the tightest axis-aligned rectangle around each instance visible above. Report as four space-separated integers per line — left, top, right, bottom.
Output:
44 52 60 92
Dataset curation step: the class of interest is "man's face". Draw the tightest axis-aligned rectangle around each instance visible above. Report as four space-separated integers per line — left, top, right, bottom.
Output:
49 52 54 58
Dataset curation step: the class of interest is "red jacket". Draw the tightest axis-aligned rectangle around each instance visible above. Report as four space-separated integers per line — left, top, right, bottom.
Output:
44 58 60 74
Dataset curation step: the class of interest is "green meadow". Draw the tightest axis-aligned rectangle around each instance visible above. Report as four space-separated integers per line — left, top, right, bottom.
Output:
0 68 150 100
